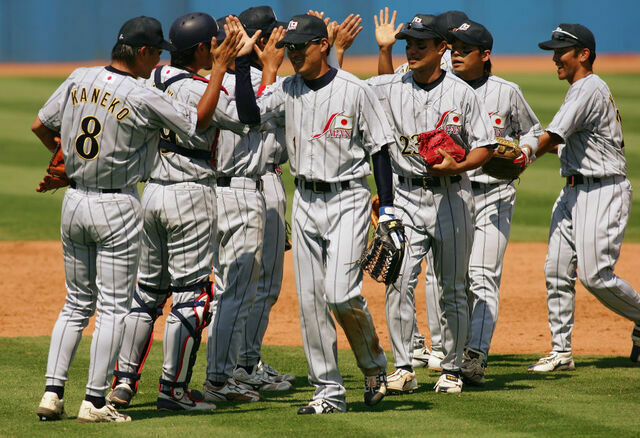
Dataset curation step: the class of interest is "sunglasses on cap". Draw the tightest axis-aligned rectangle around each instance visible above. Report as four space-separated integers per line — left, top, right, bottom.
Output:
552 29 580 42
403 20 429 31
284 38 321 52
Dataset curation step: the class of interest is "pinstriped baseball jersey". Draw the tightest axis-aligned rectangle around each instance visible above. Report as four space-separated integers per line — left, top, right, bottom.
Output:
394 49 452 73
257 68 395 182
467 75 542 184
547 74 626 178
213 67 285 177
367 71 495 177
38 66 197 188
143 66 249 182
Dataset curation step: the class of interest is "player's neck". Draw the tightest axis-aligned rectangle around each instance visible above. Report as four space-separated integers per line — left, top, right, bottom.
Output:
412 65 444 86
300 60 331 81
110 60 138 78
568 68 593 85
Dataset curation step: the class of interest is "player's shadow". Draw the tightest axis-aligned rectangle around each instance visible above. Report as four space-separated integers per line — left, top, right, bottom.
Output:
349 396 432 413
575 356 638 369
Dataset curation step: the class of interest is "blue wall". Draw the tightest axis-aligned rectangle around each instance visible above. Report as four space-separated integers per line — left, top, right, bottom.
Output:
0 0 636 61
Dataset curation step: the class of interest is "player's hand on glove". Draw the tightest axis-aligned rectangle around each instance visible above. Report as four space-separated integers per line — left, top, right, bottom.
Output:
378 206 404 246
36 139 70 193
417 128 466 175
374 7 403 49
481 137 527 180
513 145 533 170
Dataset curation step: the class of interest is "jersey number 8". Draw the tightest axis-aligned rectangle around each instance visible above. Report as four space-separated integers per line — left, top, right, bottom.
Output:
75 116 102 160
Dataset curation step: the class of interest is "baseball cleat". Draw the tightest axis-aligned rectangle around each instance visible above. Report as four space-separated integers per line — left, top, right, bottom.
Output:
36 392 68 421
258 360 296 384
412 346 431 368
434 372 463 394
364 371 387 406
77 400 131 423
202 377 262 402
528 351 576 372
233 365 292 391
106 382 134 409
630 325 640 362
428 349 445 371
157 388 216 411
386 368 418 394
461 347 486 385
297 399 339 415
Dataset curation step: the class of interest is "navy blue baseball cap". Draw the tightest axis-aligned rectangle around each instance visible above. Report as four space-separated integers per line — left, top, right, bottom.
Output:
396 14 444 40
117 16 174 50
538 23 596 53
276 15 328 48
239 6 287 37
450 20 493 51
169 12 224 52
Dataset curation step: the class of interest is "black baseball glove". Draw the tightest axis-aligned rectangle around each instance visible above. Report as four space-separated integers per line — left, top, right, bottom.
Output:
358 218 405 285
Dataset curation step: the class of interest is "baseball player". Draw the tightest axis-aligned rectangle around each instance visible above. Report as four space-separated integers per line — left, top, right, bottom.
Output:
374 9 468 371
530 24 640 371
239 14 395 414
202 22 290 402
106 14 252 412
234 5 296 387
33 16 240 422
367 14 496 394
444 20 541 384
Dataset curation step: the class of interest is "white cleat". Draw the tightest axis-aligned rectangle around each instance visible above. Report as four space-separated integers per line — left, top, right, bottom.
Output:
428 350 445 371
386 368 418 394
157 388 216 411
297 399 340 415
77 400 131 423
202 377 262 402
36 392 68 421
434 372 463 394
630 325 640 362
258 360 296 384
528 351 576 372
411 346 431 369
461 347 486 385
233 366 292 391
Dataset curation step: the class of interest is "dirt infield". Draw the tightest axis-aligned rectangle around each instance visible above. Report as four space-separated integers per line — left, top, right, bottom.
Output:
2 241 639 356
1 53 640 77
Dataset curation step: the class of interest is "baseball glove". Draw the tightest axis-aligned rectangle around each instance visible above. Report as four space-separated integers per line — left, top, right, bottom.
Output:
418 129 466 166
481 137 527 180
36 144 69 192
371 194 380 229
357 218 405 285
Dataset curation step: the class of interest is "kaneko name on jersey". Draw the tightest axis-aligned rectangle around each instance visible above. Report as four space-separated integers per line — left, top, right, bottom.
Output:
70 86 131 121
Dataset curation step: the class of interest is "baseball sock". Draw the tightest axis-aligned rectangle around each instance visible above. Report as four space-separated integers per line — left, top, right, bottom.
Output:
45 385 64 399
85 395 106 409
399 365 413 373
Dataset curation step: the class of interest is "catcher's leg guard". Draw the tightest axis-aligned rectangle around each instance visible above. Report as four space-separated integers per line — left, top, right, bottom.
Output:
160 281 213 392
113 284 169 392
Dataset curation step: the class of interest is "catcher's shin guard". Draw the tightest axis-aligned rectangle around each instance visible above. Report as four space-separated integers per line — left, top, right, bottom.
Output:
160 281 213 390
113 285 169 392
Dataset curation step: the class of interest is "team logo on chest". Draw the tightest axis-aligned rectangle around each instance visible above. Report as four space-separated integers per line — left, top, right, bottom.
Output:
489 112 506 137
310 112 353 140
436 110 462 135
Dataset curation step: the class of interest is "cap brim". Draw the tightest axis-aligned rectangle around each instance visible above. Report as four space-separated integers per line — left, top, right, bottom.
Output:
538 39 577 50
451 33 487 50
275 32 319 48
396 29 442 40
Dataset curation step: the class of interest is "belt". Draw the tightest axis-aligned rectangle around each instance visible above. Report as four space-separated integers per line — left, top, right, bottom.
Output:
294 177 350 193
398 175 461 189
69 180 121 193
566 174 601 186
216 176 262 191
265 164 283 176
471 181 511 190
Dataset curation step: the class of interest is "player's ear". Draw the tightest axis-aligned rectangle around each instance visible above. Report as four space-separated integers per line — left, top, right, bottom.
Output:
320 38 330 53
437 39 447 56
578 47 590 63
481 49 491 62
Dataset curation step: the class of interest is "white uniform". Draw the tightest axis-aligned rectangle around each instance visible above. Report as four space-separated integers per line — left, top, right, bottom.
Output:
256 68 393 411
205 67 275 385
367 70 495 374
543 74 640 351
39 65 199 398
237 71 289 370
422 75 542 361
113 66 247 397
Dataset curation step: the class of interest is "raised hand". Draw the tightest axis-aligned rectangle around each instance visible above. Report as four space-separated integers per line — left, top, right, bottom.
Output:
335 13 363 52
211 23 242 71
255 26 286 78
374 7 403 49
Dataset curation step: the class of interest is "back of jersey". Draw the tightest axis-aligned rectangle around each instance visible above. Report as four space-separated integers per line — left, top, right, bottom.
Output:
38 66 196 189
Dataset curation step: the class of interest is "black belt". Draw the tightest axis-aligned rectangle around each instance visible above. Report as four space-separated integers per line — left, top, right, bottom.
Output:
398 175 461 189
294 177 350 193
566 174 601 186
471 181 510 189
216 176 262 190
69 180 121 193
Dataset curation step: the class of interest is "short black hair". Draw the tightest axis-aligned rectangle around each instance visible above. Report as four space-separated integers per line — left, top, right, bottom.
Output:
484 58 492 75
111 42 138 68
171 42 210 70
574 46 596 67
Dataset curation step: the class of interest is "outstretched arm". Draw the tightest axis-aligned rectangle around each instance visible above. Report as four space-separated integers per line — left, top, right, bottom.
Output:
429 146 494 176
536 131 563 157
255 26 286 88
374 7 403 75
334 14 363 67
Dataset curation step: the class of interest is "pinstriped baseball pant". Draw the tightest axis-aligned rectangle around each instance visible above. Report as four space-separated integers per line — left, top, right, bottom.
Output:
292 182 386 411
545 177 640 351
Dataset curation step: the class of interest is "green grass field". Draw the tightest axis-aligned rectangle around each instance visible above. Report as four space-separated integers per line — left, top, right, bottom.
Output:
1 73 640 436
1 73 639 241
2 338 639 437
